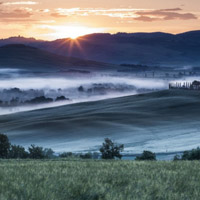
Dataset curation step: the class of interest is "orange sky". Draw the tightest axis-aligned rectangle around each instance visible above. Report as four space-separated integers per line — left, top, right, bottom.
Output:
0 0 200 40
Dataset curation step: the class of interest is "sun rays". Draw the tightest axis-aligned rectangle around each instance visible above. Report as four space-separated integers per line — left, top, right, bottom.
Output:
40 24 104 40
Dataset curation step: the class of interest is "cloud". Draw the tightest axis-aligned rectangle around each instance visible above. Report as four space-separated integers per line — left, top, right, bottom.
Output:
51 12 66 18
49 7 197 22
2 1 38 5
159 8 182 12
51 8 81 18
134 8 197 22
38 9 50 13
0 8 32 18
50 8 147 18
134 16 155 22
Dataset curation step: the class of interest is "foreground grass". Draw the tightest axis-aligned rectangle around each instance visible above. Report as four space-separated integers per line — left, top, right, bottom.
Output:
0 160 200 200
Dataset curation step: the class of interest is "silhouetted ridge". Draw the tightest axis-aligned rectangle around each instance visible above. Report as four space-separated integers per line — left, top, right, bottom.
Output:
0 43 111 72
0 44 37 50
0 30 200 66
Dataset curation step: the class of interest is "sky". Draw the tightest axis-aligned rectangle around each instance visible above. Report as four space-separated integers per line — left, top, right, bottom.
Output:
0 0 200 40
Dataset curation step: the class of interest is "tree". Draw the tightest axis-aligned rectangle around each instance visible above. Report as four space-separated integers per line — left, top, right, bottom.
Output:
59 152 73 158
135 151 156 161
78 86 84 92
80 152 92 159
9 145 29 159
174 147 200 161
28 144 45 159
0 134 10 158
100 138 124 159
43 148 54 159
173 154 181 161
55 96 68 101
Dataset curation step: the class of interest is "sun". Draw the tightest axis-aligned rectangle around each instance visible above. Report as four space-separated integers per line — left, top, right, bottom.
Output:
42 25 104 40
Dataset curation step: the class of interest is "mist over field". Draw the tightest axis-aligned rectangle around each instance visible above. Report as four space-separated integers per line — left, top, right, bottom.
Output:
0 39 200 158
1 64 200 158
1 89 200 157
0 72 168 114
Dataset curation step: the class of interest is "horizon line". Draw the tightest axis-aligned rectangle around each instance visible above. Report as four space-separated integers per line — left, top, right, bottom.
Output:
1 29 200 42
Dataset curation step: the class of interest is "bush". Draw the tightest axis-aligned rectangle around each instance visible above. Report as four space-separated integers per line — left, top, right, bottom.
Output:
59 152 73 158
9 145 29 159
173 154 181 161
183 148 200 160
0 133 10 158
100 138 124 159
135 151 156 161
174 147 200 161
80 152 92 159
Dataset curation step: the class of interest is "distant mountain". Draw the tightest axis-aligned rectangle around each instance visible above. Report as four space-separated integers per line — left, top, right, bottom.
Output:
0 36 42 46
1 31 200 67
0 44 113 72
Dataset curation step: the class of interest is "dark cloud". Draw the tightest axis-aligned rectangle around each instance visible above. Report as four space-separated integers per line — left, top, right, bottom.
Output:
0 8 32 18
135 8 197 22
134 16 155 22
159 8 182 12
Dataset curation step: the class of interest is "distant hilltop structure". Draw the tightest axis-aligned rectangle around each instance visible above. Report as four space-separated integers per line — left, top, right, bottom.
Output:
169 80 200 90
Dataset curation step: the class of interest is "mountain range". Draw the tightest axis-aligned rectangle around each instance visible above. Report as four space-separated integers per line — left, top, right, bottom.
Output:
1 30 200 67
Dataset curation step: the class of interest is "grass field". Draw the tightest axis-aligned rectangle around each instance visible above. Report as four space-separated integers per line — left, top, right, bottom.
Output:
1 89 200 154
0 160 200 200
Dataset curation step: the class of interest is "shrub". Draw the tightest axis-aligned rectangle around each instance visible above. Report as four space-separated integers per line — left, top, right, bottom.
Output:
80 152 92 159
59 152 73 158
173 154 182 161
0 133 10 158
135 151 156 161
9 145 29 159
100 138 124 159
174 147 200 161
183 148 200 160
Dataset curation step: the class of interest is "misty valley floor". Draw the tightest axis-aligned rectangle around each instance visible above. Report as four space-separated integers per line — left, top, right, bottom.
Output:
1 89 200 155
1 159 200 200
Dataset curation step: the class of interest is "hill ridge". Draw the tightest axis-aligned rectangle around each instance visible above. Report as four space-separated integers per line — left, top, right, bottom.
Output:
1 89 200 153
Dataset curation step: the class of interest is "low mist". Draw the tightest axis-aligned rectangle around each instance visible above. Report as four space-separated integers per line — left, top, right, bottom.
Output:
0 74 169 115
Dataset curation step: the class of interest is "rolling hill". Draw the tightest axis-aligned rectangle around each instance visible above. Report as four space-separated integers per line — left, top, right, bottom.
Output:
1 31 200 66
1 89 200 154
0 44 114 72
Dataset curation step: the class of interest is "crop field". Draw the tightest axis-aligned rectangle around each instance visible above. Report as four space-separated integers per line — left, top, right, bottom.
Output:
0 159 200 200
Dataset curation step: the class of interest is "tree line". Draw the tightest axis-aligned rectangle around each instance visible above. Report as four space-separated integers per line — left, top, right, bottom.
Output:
1 133 199 161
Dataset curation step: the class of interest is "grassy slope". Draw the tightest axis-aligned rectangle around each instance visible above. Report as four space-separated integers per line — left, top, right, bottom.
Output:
0 89 200 153
0 159 200 200
0 44 114 72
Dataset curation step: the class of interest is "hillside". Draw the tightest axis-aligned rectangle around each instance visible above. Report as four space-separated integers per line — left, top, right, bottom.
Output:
1 89 200 153
0 44 114 72
1 31 200 66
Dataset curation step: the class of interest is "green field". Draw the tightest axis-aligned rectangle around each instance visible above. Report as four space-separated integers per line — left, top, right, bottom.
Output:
0 160 200 200
2 89 200 154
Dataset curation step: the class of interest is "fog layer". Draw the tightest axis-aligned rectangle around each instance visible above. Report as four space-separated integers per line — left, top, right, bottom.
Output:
0 74 168 114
